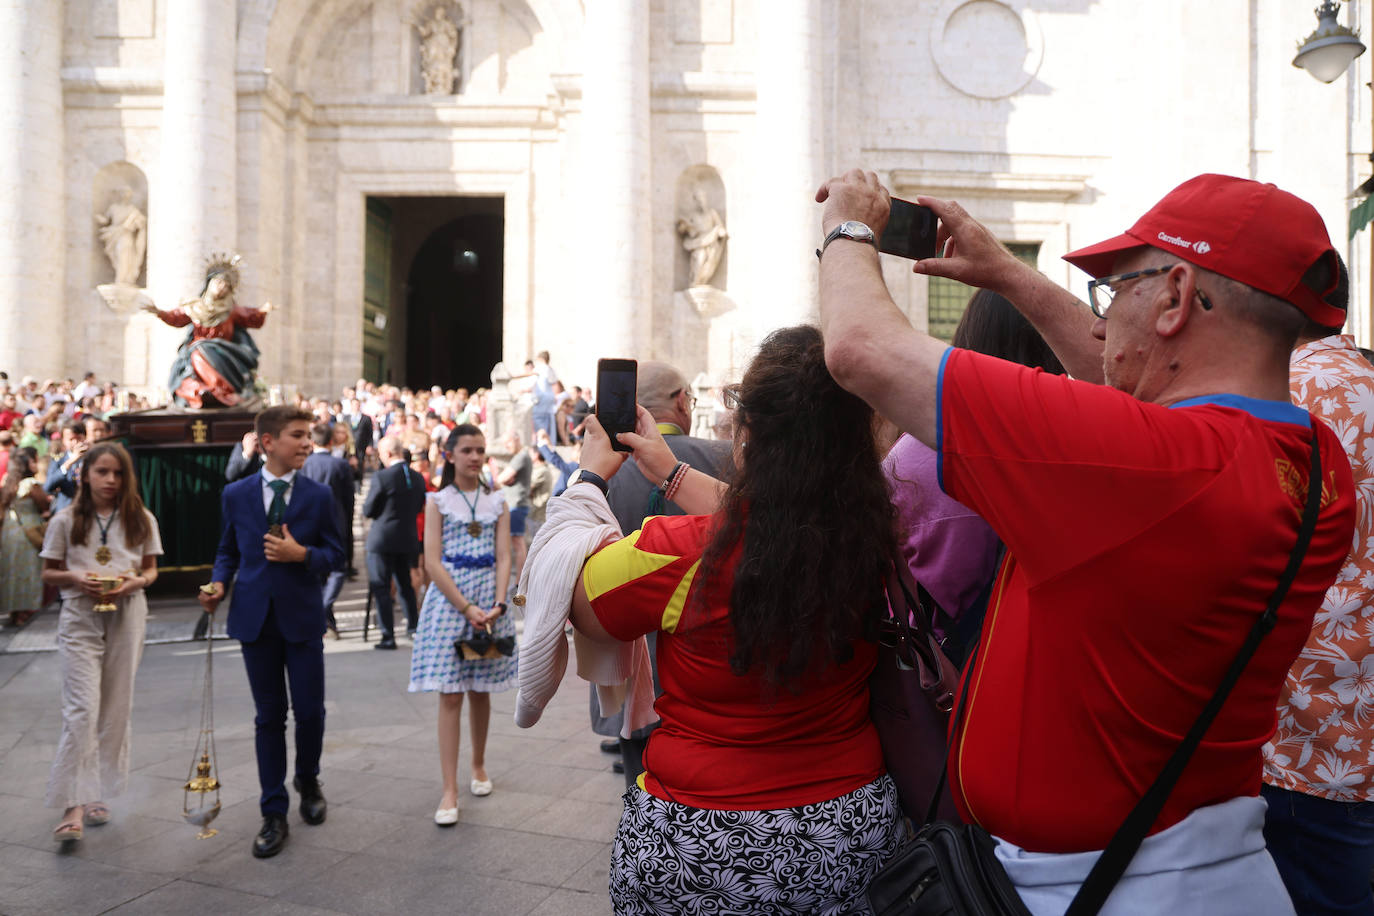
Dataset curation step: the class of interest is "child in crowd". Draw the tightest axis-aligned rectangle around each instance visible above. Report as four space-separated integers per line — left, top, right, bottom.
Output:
199 405 345 859
408 423 514 826
40 442 162 842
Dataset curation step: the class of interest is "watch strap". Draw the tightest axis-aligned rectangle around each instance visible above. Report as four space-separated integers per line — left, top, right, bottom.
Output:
816 222 879 260
570 469 609 496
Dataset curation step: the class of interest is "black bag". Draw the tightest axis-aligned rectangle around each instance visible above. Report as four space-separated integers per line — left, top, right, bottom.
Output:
871 558 963 823
867 426 1323 916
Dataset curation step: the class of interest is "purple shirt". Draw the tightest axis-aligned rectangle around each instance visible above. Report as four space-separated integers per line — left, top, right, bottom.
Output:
883 434 1000 622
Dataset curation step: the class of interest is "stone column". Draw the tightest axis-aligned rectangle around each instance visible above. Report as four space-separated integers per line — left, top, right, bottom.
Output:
0 0 65 377
144 0 238 393
754 0 826 333
579 1 651 360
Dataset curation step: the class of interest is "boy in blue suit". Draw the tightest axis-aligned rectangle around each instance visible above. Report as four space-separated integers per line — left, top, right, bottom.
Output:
199 406 345 859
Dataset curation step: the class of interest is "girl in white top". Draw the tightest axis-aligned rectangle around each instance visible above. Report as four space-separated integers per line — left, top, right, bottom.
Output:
39 442 163 843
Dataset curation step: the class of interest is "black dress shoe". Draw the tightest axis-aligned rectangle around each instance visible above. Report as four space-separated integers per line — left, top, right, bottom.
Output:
600 739 621 755
374 638 397 650
293 775 327 825
252 813 289 858
612 760 625 774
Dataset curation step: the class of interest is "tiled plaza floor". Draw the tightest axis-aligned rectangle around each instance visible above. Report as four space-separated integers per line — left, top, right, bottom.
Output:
0 479 622 915
0 628 623 915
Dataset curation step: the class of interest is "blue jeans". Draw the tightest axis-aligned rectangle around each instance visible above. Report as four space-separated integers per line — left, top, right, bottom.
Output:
531 409 557 444
1262 782 1374 914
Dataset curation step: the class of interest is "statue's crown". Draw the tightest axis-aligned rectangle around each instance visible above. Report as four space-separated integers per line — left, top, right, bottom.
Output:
204 252 242 288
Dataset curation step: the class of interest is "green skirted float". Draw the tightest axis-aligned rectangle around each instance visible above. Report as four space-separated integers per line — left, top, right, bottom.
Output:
109 411 256 570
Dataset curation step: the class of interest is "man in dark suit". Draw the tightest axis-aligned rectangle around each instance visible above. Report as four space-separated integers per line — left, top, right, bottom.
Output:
200 406 345 859
300 423 355 638
225 429 263 483
363 435 427 649
345 398 373 473
597 360 731 784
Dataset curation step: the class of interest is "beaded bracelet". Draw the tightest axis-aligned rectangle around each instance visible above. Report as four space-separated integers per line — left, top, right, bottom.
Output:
663 463 689 502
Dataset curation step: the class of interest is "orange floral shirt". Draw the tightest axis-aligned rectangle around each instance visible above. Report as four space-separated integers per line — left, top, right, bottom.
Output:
1264 335 1374 801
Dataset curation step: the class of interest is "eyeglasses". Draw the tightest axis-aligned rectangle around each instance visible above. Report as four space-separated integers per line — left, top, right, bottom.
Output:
670 388 698 412
1086 266 1214 319
721 385 744 411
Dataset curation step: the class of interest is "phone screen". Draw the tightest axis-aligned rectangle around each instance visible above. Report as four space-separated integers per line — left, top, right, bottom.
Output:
596 358 638 452
879 197 938 261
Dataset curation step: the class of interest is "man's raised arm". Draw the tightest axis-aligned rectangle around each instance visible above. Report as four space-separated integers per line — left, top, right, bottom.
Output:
912 195 1104 383
816 170 948 448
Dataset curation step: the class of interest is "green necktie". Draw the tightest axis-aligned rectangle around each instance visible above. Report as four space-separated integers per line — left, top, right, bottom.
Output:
267 479 289 527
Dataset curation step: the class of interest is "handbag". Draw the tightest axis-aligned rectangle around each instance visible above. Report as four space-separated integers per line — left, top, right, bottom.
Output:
868 425 1325 916
456 623 516 660
871 555 963 823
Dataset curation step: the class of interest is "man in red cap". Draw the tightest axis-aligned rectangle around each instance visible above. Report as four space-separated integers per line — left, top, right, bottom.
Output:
816 170 1357 912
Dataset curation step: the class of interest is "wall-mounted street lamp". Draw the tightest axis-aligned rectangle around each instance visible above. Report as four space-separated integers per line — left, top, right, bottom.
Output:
1295 2 1373 337
1294 1 1367 82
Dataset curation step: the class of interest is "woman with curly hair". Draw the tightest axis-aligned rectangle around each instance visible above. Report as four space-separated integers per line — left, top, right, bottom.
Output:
567 325 902 914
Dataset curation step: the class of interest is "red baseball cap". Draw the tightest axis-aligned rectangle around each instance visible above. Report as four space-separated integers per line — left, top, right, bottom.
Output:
1063 174 1342 327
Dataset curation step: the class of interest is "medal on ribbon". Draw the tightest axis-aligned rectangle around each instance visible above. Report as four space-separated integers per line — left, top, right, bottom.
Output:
94 510 116 566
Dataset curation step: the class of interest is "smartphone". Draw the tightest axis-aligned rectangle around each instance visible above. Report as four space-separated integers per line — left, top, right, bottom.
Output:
879 197 938 260
596 358 638 452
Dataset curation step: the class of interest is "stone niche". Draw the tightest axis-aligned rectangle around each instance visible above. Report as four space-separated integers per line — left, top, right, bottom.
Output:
674 164 728 292
671 164 737 387
91 161 149 292
410 0 471 95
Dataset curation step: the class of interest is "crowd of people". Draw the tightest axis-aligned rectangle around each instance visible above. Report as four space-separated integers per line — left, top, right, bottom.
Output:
12 167 1374 915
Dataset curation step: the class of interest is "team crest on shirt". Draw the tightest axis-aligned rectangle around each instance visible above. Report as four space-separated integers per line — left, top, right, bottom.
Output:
1275 458 1339 518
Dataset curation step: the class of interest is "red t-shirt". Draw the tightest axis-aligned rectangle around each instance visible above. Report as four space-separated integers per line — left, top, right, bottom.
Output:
938 348 1355 853
584 514 885 810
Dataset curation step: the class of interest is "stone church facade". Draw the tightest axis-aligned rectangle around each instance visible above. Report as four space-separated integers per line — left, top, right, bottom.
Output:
0 0 1367 398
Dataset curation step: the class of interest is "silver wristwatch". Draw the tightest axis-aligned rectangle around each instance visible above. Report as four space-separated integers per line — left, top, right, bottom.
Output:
816 220 878 260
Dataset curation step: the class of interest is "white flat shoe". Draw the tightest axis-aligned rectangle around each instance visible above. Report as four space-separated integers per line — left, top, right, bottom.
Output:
469 778 493 797
434 806 459 826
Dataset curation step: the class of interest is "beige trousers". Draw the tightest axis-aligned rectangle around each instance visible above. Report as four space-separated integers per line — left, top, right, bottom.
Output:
45 593 148 808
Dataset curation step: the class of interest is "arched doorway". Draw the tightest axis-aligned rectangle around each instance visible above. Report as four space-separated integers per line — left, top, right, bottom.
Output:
402 208 504 392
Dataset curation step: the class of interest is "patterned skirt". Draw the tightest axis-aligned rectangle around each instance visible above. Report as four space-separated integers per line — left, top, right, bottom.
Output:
609 775 904 915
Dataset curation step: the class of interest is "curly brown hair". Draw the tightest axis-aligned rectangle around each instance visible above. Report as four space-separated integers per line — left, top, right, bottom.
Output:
696 325 895 687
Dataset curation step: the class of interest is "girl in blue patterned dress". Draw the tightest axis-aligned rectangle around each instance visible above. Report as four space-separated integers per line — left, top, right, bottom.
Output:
408 425 515 826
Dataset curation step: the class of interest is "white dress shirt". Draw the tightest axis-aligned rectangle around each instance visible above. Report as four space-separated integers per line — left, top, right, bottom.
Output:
260 467 296 515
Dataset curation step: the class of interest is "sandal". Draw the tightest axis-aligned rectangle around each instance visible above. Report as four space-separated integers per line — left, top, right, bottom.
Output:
84 803 111 826
53 809 84 843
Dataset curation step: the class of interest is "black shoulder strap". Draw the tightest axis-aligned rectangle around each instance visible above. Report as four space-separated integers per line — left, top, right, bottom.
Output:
1065 424 1324 916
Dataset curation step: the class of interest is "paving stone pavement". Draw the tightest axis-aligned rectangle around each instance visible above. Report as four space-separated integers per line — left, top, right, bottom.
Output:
0 479 623 915
0 629 624 915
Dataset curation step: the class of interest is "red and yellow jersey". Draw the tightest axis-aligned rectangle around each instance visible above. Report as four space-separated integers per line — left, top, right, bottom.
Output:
584 513 884 810
938 347 1355 853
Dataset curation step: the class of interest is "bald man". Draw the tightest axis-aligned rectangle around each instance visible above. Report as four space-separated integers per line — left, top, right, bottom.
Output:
596 360 731 785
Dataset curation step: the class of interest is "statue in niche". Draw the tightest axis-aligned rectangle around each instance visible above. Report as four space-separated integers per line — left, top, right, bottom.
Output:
676 187 728 288
418 5 460 94
140 253 273 409
96 186 147 287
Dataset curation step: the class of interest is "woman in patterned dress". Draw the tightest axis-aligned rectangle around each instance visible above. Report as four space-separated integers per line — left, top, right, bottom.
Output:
408 424 515 826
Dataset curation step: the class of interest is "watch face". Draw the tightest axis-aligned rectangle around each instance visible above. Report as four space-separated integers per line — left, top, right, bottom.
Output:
840 220 875 242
